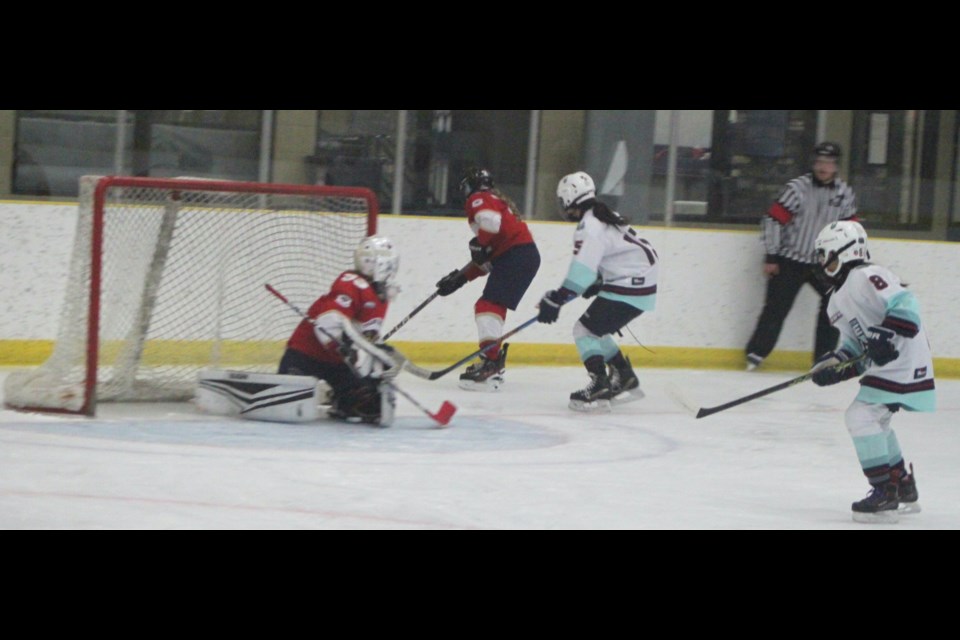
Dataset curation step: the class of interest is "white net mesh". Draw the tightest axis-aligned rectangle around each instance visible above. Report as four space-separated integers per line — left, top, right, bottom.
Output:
4 176 376 414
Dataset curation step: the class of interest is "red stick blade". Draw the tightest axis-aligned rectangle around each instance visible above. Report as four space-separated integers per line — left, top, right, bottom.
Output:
432 401 457 427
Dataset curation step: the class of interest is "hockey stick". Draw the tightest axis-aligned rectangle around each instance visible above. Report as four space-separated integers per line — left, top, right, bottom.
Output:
264 284 457 427
402 314 540 381
693 353 868 419
381 261 473 341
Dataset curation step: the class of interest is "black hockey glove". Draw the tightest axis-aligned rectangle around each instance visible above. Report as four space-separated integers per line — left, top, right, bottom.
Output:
538 288 573 324
866 326 899 366
812 364 844 387
469 237 492 266
582 277 603 299
811 351 859 387
436 269 468 297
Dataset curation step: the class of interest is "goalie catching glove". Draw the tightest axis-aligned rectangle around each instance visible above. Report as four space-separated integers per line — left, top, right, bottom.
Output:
354 342 404 381
343 335 403 382
318 315 405 382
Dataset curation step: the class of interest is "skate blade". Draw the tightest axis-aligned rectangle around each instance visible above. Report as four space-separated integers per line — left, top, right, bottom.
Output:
611 388 646 405
898 502 922 514
852 510 900 524
569 399 612 413
458 377 503 392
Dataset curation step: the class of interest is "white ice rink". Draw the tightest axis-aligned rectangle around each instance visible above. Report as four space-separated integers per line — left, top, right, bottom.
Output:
1 366 957 530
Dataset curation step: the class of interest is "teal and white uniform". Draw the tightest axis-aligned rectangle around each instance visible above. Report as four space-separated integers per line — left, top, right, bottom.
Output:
561 210 659 311
829 264 935 411
559 209 659 363
828 262 935 478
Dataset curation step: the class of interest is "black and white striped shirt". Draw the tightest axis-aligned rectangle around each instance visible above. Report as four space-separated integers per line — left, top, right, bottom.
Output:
761 173 857 264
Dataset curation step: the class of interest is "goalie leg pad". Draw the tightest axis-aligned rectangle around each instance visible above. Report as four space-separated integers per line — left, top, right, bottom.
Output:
195 369 321 423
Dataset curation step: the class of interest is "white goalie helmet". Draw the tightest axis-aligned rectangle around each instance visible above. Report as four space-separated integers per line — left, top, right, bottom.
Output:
557 171 597 209
354 235 400 298
815 220 870 277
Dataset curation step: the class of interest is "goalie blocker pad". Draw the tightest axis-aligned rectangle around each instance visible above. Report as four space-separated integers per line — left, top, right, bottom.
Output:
195 369 324 423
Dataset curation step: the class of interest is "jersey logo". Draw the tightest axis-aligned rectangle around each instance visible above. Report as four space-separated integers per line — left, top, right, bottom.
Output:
353 278 370 290
340 273 358 282
335 294 352 308
472 198 484 208
631 277 646 286
914 367 928 380
363 301 376 309
850 318 867 345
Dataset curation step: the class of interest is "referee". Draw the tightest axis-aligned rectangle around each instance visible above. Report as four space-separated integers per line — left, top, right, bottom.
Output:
745 141 859 370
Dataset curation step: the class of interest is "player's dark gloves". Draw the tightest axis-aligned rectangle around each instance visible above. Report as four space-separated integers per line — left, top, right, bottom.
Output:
811 352 859 387
436 269 468 297
469 238 492 266
538 288 574 324
582 277 603 299
866 326 899 366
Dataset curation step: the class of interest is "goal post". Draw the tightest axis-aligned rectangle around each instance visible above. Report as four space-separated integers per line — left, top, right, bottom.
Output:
4 175 378 416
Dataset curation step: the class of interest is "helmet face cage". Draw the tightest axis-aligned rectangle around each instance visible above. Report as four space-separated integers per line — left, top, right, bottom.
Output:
354 235 400 291
815 221 868 276
459 167 494 200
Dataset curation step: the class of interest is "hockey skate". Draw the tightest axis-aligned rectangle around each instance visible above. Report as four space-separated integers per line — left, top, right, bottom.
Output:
851 482 900 524
893 462 921 514
608 355 645 406
458 343 509 392
569 371 614 413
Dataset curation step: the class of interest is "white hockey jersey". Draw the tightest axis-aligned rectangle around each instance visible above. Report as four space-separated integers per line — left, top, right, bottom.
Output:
828 263 935 411
561 210 659 312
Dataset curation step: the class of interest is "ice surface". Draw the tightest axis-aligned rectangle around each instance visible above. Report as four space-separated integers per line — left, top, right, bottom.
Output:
1 366 957 529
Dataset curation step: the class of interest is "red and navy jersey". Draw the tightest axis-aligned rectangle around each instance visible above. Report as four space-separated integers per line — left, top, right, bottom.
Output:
464 190 535 278
286 271 388 364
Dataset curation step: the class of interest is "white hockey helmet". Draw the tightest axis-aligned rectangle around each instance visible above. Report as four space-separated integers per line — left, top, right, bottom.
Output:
354 235 400 295
557 171 597 209
815 220 869 277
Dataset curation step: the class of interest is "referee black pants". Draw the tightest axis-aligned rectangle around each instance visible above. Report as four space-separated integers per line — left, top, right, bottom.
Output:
745 258 838 365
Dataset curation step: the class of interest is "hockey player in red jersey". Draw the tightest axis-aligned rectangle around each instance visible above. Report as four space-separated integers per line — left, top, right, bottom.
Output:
278 235 403 425
435 167 541 391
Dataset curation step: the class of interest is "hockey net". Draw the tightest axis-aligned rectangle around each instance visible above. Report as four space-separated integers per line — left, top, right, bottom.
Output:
4 175 378 416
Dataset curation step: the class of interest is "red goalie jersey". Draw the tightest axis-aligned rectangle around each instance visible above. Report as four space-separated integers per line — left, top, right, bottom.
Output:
285 271 389 365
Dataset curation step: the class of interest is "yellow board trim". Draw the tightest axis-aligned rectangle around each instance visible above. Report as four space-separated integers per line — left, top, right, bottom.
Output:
2 339 958 378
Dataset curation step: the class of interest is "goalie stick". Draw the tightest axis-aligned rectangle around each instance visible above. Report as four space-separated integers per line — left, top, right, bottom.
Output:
381 261 473 341
264 284 457 427
402 315 539 381
691 353 868 419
